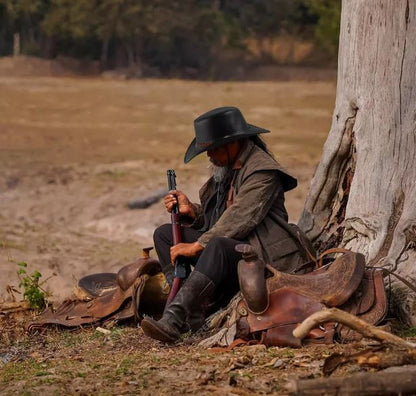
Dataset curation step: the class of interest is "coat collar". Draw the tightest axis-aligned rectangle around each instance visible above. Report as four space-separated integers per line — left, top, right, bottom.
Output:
232 139 255 170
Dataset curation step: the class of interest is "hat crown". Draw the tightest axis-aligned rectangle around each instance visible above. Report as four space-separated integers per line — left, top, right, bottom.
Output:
194 107 248 148
184 106 269 163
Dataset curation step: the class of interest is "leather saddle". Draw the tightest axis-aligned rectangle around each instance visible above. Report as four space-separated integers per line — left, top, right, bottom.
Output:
28 248 168 332
236 244 387 347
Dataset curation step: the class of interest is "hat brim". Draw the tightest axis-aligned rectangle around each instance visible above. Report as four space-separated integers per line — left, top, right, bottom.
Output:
184 124 269 164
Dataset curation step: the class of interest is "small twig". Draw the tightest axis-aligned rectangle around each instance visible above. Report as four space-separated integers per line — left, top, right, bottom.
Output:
96 326 111 335
293 307 416 348
40 272 57 285
0 301 31 312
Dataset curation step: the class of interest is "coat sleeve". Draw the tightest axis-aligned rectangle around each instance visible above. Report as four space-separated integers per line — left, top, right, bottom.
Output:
197 170 282 247
180 202 205 229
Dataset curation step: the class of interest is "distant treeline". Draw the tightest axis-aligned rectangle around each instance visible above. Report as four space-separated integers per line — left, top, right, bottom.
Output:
0 0 340 74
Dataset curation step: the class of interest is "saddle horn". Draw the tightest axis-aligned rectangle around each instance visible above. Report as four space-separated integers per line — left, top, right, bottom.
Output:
236 244 269 314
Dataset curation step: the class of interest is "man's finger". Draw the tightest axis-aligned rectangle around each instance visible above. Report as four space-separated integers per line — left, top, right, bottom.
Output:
170 247 176 263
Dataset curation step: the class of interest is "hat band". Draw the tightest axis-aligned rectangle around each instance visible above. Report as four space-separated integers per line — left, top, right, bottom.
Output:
196 142 211 149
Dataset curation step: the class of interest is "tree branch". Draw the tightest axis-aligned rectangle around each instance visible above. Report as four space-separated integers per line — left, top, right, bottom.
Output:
293 307 416 348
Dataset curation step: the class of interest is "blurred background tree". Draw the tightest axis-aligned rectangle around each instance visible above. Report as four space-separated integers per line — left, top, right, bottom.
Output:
0 0 49 56
304 0 341 58
0 0 341 76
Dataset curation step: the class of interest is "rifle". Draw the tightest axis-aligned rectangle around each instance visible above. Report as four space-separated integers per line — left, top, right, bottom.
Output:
165 169 187 308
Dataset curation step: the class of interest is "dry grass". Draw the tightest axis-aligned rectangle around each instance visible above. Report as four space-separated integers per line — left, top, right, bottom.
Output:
0 77 334 168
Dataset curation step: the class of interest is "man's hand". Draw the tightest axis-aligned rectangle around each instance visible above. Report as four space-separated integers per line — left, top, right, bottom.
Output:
164 190 196 219
170 242 204 265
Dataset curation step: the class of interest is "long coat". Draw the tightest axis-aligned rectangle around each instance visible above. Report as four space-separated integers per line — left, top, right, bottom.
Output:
187 140 312 273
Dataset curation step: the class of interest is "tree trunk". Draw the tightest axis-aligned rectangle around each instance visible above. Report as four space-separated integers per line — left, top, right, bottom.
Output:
13 32 20 56
124 42 135 68
100 37 110 69
298 0 416 324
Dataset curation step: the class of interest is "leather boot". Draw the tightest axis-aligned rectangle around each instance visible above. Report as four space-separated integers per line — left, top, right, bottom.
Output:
141 271 215 343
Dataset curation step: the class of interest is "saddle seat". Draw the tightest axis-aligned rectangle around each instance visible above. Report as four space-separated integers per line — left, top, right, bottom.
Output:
238 244 365 315
75 251 161 299
266 249 366 307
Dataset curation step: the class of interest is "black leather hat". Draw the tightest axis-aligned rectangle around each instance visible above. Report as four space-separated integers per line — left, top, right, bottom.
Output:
184 106 270 163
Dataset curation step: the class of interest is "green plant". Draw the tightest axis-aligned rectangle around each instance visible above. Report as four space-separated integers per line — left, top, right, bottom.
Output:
116 358 134 376
281 349 295 359
305 0 341 58
397 325 416 338
151 355 160 363
17 261 50 310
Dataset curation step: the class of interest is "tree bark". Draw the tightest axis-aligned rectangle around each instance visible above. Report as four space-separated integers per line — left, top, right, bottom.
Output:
299 0 416 325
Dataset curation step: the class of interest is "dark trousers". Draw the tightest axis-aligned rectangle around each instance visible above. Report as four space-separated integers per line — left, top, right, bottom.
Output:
153 224 243 305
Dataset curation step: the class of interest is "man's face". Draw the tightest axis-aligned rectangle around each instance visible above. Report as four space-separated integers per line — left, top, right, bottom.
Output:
207 145 230 167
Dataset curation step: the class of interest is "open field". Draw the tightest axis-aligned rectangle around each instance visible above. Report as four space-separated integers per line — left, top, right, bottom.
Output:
0 73 339 394
0 75 335 301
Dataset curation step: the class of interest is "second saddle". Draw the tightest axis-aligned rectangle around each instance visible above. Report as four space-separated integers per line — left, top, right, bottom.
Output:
236 244 387 347
28 248 168 332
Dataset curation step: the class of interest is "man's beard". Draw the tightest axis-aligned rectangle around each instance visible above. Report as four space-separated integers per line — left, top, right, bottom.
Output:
210 164 231 183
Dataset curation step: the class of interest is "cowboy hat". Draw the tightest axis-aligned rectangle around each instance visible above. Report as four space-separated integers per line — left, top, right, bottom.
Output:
184 106 270 163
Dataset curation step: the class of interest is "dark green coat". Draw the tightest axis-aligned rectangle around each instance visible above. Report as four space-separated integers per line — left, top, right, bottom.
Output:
187 140 311 273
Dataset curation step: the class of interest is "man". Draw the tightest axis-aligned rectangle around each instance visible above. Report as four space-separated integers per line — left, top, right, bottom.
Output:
141 106 311 343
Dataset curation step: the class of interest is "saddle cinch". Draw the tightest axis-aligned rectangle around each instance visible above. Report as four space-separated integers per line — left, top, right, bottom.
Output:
235 244 387 347
28 248 168 332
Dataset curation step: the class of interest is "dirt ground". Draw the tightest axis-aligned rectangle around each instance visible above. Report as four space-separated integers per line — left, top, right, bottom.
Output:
0 61 349 394
1 311 415 396
1 315 375 395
